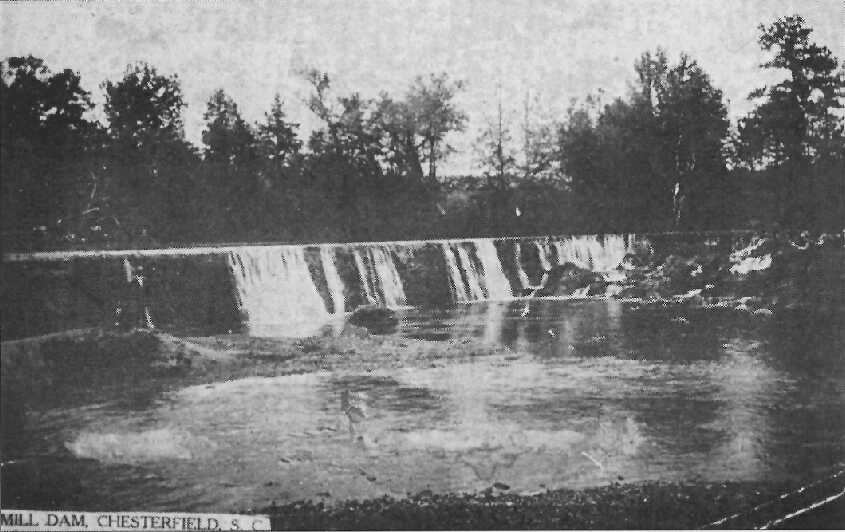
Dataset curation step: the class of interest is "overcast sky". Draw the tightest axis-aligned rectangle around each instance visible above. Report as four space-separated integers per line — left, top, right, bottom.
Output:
2 0 843 174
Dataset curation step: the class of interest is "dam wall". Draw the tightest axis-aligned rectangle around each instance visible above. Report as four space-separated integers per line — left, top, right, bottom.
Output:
1 232 752 339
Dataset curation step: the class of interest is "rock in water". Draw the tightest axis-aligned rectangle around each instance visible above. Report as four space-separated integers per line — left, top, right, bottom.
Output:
620 252 646 270
348 305 399 334
536 263 604 297
660 255 705 291
338 323 370 338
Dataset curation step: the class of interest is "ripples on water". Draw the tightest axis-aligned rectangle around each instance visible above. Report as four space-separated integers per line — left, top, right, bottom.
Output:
6 300 845 512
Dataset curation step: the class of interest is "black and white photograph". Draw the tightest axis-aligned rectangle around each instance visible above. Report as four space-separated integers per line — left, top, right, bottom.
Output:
1 1 844 529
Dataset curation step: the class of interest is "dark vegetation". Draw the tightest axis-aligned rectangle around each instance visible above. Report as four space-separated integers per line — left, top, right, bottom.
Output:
1 15 843 251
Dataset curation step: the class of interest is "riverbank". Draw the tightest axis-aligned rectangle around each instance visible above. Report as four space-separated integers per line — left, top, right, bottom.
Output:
258 475 844 529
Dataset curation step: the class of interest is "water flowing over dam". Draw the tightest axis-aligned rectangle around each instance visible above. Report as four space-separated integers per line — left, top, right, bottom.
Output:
353 246 408 307
227 246 331 336
441 240 513 302
5 229 845 519
2 232 672 338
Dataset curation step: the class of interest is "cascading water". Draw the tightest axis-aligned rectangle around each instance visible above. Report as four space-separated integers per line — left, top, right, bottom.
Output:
441 243 465 302
520 234 643 300
474 239 512 300
513 242 531 289
535 241 553 272
456 244 486 300
442 240 512 302
319 246 346 314
442 243 484 302
551 234 633 272
353 246 407 307
227 246 329 336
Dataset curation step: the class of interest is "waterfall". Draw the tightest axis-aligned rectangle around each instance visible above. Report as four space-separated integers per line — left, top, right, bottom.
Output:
227 246 328 336
513 242 531 289
442 240 512 302
442 243 485 302
551 234 633 272
535 241 553 272
456 244 486 300
474 239 512 300
320 247 345 314
442 243 465 302
353 246 407 307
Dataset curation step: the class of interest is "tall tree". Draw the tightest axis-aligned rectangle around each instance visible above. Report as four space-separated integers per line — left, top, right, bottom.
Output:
199 89 263 239
102 63 197 244
256 94 301 174
636 50 730 227
371 93 424 179
103 63 185 150
738 15 844 165
202 89 256 168
559 51 730 231
1 56 98 245
518 91 559 182
406 73 467 182
476 91 517 190
735 15 844 227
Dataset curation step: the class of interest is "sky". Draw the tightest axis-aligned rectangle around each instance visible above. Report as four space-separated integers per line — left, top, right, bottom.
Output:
2 0 843 174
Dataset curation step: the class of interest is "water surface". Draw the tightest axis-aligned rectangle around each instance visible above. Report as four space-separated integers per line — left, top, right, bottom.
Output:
7 300 844 512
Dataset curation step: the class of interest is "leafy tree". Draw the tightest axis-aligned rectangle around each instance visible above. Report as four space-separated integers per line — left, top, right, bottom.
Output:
559 50 731 231
103 63 185 149
301 69 451 240
202 89 256 167
738 15 843 165
102 63 198 244
406 73 467 181
1 56 98 245
256 94 301 174
635 50 730 227
198 89 266 239
371 93 424 179
735 15 844 227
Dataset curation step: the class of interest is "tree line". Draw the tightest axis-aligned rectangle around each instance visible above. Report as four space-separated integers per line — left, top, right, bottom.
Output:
1 15 842 251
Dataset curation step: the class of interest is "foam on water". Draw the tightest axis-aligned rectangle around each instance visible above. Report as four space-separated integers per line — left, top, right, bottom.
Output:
66 428 200 464
227 246 329 336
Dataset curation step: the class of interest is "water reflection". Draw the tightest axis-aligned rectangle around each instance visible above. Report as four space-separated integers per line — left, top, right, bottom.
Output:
7 300 844 511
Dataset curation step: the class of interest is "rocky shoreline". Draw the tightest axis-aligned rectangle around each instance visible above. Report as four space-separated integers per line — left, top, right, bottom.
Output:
258 475 844 530
522 232 844 318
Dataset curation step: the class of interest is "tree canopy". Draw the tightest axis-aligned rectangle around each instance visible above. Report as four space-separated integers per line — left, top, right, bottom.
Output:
2 14 842 250
735 15 844 228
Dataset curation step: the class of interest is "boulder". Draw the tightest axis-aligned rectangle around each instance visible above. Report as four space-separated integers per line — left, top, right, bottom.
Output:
536 263 604 297
347 305 399 334
338 323 370 339
660 255 705 291
619 252 646 270
587 279 610 296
